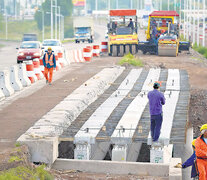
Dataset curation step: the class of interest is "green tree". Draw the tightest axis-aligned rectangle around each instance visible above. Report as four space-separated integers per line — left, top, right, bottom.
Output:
35 0 73 30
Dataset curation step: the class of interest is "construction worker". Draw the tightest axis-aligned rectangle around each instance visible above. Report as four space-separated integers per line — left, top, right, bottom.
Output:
128 18 134 33
181 139 198 178
152 26 158 54
147 82 165 143
195 124 207 180
43 47 56 85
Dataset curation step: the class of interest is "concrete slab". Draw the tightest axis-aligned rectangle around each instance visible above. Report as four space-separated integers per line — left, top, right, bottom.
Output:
17 135 58 164
52 158 169 177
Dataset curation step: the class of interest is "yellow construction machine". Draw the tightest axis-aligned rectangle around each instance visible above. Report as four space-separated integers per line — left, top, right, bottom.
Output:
138 11 190 56
107 9 138 56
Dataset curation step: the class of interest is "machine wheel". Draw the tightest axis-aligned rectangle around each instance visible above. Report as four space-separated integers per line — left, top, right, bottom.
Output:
119 45 124 57
131 45 137 55
112 45 117 57
125 45 130 54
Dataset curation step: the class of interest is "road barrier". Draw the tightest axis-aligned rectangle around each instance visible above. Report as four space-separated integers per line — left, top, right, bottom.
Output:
93 45 100 57
39 58 45 74
55 55 61 71
101 42 108 53
26 61 38 83
83 48 92 61
10 65 23 91
0 70 15 97
0 89 5 101
18 63 31 87
33 58 44 80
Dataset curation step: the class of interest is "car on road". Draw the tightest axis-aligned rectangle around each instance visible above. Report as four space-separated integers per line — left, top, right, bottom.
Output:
17 41 43 63
42 39 64 56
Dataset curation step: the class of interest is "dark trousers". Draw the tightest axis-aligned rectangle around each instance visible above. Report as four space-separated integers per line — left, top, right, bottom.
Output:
150 114 163 142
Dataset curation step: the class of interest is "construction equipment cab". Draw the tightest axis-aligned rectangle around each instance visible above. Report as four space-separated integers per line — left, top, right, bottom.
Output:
108 10 138 57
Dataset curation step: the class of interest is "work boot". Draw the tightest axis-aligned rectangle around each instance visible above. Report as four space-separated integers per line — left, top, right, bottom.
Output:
49 82 52 85
46 80 48 84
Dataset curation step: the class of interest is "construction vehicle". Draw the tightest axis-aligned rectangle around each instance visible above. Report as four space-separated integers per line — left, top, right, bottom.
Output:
138 11 190 56
73 17 94 43
108 10 138 56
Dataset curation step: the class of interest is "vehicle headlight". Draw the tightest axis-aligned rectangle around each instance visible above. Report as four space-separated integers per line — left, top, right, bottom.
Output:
18 52 24 56
34 53 40 56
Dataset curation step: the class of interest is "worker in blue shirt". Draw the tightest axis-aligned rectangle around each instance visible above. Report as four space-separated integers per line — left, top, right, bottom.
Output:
147 82 165 143
182 139 198 178
152 26 158 54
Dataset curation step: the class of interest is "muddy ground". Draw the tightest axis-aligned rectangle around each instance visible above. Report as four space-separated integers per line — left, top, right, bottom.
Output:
0 49 206 179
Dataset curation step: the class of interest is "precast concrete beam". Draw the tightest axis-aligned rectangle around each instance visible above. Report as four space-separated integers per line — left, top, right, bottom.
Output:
10 65 23 91
148 69 180 146
111 69 161 161
17 67 124 164
74 69 142 160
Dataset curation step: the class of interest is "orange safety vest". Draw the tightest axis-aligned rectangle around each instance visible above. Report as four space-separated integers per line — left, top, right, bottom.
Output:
45 53 54 66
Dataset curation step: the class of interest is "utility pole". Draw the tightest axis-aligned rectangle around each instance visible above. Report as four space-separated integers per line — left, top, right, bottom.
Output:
197 0 200 45
62 15 64 40
5 8 7 40
174 0 176 11
116 0 118 9
51 0 53 39
202 0 205 46
193 0 196 44
160 0 162 11
179 0 181 26
108 0 110 10
55 0 57 39
58 6 61 40
189 0 192 42
168 0 170 11
184 0 186 39
42 10 44 41
85 0 87 15
130 0 132 9
95 0 98 11
186 0 189 41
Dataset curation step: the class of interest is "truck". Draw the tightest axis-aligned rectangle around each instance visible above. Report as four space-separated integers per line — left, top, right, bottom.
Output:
73 17 94 43
22 34 38 42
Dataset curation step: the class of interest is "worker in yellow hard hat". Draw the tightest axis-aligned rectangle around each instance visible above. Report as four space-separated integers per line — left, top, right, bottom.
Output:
43 47 56 85
181 139 198 178
195 124 207 180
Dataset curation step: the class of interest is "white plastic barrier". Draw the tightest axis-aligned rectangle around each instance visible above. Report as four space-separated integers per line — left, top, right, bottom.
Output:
10 65 23 91
0 89 5 101
18 63 31 87
0 70 15 97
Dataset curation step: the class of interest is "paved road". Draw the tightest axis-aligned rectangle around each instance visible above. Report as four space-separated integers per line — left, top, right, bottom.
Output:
0 41 20 71
0 24 107 71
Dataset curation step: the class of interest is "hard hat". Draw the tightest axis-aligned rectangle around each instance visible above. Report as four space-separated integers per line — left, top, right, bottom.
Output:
48 47 52 50
192 139 196 147
200 124 207 132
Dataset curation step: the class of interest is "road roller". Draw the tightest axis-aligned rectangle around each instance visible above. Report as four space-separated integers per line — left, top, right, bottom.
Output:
138 11 190 56
107 9 139 57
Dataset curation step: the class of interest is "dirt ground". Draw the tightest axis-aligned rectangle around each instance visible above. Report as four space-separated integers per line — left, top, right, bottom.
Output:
0 49 207 179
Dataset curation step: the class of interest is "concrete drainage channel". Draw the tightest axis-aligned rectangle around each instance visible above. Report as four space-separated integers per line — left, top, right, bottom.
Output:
17 67 190 179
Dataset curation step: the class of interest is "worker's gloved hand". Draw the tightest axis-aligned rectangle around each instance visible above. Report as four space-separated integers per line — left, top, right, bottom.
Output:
182 164 186 168
174 163 182 168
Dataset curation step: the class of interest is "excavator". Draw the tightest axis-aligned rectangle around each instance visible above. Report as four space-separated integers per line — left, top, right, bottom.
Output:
138 11 190 56
107 9 139 57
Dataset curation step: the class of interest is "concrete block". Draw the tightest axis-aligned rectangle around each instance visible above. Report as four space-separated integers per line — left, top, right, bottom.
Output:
0 89 5 101
169 158 182 180
17 135 58 165
18 63 31 87
150 144 173 163
52 158 169 177
0 70 15 97
10 65 23 91
112 145 127 161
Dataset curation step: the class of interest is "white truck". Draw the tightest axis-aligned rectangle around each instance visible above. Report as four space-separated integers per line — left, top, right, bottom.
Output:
73 17 94 43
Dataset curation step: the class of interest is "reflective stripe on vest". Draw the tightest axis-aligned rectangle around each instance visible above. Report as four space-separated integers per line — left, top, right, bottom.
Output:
45 53 54 66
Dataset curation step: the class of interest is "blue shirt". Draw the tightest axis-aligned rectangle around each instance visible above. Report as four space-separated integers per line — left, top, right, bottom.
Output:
147 89 165 115
43 52 56 68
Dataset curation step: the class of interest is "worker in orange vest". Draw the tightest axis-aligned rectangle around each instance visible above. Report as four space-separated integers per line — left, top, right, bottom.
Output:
43 47 56 85
195 124 207 180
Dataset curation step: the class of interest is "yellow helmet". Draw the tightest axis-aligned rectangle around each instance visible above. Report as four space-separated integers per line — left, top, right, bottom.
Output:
47 47 52 50
200 124 207 132
192 139 196 147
